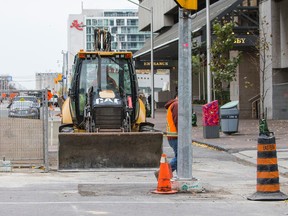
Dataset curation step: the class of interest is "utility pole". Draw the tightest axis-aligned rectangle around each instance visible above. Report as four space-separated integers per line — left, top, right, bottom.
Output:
61 50 65 96
173 0 202 192
177 8 192 179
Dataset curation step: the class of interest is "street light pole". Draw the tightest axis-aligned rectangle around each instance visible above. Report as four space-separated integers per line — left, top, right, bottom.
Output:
61 50 65 96
65 52 68 98
206 0 212 103
127 0 155 118
64 50 76 97
150 7 154 118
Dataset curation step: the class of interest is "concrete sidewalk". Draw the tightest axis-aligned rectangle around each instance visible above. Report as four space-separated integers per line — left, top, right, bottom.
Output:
148 108 288 176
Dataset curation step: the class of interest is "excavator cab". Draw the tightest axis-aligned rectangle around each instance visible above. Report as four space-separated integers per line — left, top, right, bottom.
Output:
70 51 138 132
58 29 163 170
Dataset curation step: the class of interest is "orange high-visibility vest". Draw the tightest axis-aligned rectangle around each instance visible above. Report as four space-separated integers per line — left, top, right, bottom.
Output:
47 91 53 101
166 104 177 137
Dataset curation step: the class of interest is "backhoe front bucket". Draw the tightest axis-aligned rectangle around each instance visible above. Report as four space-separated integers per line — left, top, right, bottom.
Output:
58 132 163 170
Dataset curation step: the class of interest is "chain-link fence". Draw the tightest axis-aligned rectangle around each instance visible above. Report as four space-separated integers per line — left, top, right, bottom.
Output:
0 89 49 171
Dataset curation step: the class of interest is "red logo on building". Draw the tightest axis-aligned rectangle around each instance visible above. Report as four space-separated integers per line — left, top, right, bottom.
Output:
70 20 84 31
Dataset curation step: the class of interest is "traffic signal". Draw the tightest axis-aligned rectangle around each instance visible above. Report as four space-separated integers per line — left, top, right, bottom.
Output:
57 74 63 82
54 78 58 84
174 0 197 10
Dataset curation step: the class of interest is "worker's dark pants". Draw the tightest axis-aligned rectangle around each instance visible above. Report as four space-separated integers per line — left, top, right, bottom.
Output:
168 138 178 172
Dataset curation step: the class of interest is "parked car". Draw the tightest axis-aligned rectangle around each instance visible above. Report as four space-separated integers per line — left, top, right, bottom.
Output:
49 95 58 107
13 96 40 108
8 101 40 119
7 95 41 109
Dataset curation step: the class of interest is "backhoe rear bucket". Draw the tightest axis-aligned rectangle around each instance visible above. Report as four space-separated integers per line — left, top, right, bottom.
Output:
58 132 163 170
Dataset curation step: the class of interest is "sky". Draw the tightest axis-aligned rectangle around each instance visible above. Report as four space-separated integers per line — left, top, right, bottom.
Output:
0 0 137 89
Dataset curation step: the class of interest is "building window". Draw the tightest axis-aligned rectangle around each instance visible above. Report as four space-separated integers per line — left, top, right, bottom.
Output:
104 12 117 17
111 26 117 34
87 43 92 51
81 10 150 54
127 35 145 42
92 19 97 26
139 35 145 41
86 19 91 26
116 19 125 26
103 19 109 26
127 27 138 34
127 19 138 26
111 43 117 50
97 19 103 26
118 35 125 41
127 35 136 41
87 27 92 34
87 35 92 42
121 27 127 34
127 12 138 17
130 43 137 49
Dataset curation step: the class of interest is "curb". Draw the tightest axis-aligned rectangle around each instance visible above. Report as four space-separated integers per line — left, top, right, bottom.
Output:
193 139 288 177
192 139 228 152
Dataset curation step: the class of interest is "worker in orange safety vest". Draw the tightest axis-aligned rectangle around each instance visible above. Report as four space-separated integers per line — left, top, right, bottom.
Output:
165 94 178 173
154 94 178 179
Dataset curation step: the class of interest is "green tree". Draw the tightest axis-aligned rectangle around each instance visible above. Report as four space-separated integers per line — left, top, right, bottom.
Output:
258 17 272 120
210 20 241 104
252 16 272 134
192 40 206 103
192 55 201 75
244 16 274 133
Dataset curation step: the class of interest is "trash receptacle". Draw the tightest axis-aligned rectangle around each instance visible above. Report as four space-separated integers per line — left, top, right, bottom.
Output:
220 101 239 135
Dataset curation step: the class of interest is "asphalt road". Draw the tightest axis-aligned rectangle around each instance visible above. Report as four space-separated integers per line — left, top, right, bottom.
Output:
0 102 287 215
0 144 287 216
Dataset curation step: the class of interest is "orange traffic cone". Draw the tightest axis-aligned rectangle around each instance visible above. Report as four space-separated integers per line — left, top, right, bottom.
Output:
248 133 288 201
152 154 177 194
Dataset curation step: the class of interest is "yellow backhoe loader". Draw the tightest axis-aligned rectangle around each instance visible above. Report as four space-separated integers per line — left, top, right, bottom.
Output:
58 28 163 170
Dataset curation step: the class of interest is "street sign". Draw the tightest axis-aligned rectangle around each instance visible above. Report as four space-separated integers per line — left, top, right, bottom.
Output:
174 0 197 10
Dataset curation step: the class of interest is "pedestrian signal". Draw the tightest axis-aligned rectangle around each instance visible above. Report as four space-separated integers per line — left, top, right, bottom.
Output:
174 0 197 10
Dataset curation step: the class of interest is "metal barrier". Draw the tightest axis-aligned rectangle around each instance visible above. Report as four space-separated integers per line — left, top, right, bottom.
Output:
0 89 49 171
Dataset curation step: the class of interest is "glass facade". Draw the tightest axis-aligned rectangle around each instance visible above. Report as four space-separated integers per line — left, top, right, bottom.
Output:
85 10 150 53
